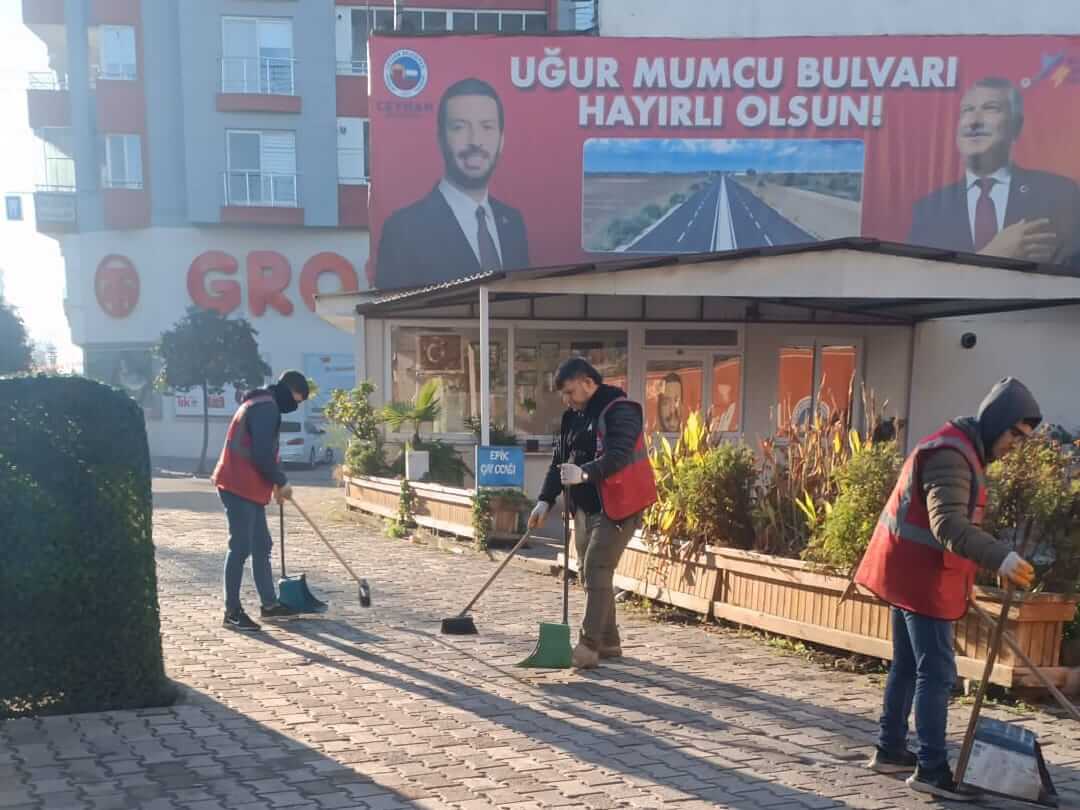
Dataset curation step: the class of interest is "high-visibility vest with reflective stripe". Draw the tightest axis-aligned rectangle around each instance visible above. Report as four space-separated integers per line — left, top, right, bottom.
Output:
211 395 278 505
855 422 984 621
594 398 658 522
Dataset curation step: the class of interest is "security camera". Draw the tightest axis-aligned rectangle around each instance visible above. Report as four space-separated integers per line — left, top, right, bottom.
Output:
960 332 977 349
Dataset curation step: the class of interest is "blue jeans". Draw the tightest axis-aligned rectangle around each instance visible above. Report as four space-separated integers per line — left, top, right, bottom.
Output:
220 489 278 613
877 607 957 770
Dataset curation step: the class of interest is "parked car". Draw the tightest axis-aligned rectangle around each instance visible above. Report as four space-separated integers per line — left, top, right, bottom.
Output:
279 419 334 468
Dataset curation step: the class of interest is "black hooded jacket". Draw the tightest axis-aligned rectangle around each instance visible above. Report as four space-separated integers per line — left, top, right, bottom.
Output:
538 383 643 515
919 378 1041 571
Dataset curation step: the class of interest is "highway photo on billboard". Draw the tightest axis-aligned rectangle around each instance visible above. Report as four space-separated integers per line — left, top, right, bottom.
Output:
582 138 865 253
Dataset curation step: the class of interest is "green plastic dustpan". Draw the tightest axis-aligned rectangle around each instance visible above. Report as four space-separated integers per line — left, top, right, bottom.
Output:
516 622 572 668
518 490 575 669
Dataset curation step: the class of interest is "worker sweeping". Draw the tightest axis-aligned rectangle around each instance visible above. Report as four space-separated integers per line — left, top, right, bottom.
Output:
856 377 1040 801
212 370 310 632
527 357 657 669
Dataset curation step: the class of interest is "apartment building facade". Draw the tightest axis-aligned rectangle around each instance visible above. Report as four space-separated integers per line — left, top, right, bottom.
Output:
23 0 585 458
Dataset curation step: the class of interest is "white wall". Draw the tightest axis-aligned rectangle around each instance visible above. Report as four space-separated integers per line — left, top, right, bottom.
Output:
64 225 370 459
909 306 1080 443
600 0 1080 37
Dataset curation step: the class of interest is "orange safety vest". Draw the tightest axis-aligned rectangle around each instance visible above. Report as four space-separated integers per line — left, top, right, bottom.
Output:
595 398 658 522
211 395 278 506
855 422 984 621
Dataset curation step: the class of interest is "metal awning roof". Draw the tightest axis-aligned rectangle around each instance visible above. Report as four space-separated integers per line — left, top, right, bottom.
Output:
316 238 1080 326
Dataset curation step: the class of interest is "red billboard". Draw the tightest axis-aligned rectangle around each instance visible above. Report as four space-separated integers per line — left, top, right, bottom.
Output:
368 35 1080 291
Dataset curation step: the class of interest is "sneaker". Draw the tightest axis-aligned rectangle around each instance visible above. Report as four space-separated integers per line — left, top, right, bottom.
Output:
571 642 600 669
867 746 917 774
906 763 981 801
260 602 299 619
223 609 261 632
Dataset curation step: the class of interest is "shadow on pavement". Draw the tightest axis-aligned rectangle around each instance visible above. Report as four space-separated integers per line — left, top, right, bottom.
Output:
250 620 888 809
0 687 421 809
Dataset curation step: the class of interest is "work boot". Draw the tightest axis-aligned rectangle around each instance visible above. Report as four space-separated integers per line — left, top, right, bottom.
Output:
260 601 299 619
223 609 260 632
571 642 600 669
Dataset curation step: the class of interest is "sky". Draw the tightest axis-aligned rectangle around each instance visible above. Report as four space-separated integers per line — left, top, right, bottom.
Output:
0 0 79 370
583 138 866 175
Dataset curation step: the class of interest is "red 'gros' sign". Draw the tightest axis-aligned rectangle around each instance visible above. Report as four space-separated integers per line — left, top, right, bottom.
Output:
186 251 360 316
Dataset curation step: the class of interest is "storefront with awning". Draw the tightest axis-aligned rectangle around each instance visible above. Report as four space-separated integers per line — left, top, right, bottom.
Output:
317 238 1080 491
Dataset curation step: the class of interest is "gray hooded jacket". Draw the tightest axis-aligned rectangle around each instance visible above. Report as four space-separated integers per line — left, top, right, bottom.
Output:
920 378 1042 571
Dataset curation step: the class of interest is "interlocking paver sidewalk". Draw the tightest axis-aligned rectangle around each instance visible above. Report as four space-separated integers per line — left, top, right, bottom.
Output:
2 476 1078 810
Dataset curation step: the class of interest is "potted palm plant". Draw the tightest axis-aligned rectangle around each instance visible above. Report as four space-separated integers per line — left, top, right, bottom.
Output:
381 379 441 481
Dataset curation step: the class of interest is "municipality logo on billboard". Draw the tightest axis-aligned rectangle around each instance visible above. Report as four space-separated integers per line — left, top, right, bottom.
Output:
384 49 428 98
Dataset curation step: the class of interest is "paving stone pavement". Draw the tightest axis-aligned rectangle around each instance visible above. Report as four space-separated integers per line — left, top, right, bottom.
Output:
2 477 1078 810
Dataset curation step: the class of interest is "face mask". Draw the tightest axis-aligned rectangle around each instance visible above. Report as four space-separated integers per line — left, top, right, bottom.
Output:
273 384 299 413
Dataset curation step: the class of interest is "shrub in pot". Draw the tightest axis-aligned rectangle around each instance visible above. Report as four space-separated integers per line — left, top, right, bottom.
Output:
645 411 757 556
983 433 1080 594
801 437 903 573
324 381 388 476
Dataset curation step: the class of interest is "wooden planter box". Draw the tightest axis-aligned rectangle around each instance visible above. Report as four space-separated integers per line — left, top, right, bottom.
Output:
709 547 1080 691
343 473 524 542
563 532 1080 692
566 529 720 616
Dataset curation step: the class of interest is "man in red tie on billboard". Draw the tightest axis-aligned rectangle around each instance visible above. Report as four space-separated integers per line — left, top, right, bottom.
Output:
908 77 1080 265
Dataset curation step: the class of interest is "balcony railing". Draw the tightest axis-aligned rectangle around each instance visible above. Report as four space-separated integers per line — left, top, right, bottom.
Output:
337 148 368 185
38 157 76 192
93 63 137 82
35 182 76 193
223 171 298 208
335 58 368 77
102 176 143 190
221 57 297 95
28 71 69 90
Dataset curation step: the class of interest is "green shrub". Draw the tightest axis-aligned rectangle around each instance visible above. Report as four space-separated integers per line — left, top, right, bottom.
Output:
646 416 757 555
802 441 903 574
674 443 758 551
324 381 388 476
397 478 417 528
0 375 173 718
472 488 531 551
346 441 388 476
984 435 1080 593
385 519 409 539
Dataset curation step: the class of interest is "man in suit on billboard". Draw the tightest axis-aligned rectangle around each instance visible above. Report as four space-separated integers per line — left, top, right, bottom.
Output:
908 77 1080 265
374 78 530 290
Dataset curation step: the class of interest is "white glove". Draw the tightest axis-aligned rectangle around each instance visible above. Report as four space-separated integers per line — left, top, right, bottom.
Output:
560 463 585 485
527 501 549 529
998 551 1035 589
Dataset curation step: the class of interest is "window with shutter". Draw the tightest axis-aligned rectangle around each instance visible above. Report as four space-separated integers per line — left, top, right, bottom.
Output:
261 132 297 206
337 118 368 185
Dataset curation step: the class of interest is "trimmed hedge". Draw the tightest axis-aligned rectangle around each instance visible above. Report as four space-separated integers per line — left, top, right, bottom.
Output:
0 375 173 718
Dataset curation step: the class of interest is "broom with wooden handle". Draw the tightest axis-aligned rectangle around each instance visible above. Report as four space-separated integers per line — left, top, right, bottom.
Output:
289 498 371 608
441 528 533 635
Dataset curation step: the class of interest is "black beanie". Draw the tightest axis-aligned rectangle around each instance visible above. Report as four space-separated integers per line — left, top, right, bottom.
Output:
277 370 310 400
977 377 1042 450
